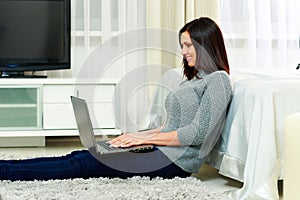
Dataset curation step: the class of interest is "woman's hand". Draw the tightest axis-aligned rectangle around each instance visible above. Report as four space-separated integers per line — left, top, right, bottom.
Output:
107 133 154 148
107 128 181 148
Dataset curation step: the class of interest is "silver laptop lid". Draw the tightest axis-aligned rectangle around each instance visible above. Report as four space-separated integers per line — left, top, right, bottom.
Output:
70 96 96 149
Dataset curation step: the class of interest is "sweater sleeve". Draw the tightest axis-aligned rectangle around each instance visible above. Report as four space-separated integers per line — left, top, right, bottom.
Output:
176 71 232 146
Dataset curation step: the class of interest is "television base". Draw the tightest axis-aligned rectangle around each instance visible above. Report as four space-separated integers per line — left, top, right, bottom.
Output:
0 71 47 78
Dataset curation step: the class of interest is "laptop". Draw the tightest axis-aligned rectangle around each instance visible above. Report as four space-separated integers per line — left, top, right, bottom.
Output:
70 96 154 154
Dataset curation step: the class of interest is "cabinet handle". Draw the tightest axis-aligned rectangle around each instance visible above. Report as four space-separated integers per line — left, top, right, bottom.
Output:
76 90 79 97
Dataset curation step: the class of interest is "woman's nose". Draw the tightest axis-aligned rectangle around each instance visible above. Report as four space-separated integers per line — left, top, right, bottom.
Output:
181 48 187 55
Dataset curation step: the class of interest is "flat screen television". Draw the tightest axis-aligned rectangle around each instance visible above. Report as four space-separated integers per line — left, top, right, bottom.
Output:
0 0 70 78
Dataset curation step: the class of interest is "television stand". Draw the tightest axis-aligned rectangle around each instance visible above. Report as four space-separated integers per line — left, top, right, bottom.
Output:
0 78 118 147
0 71 47 78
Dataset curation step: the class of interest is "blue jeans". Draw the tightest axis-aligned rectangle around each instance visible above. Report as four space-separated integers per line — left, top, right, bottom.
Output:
0 149 190 181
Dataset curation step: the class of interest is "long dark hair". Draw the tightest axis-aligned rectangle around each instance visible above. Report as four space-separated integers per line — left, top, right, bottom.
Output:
179 17 230 80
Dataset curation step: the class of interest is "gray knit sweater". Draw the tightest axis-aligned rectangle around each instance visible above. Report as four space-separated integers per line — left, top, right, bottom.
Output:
157 71 232 173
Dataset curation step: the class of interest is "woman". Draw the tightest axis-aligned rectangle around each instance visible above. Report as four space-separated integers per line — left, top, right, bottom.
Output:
0 17 232 181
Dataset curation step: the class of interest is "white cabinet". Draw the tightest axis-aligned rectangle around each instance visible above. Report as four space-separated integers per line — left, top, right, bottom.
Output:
0 86 42 130
0 78 119 146
43 84 115 129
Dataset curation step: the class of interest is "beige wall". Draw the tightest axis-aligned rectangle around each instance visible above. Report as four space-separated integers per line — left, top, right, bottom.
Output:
146 0 185 73
185 0 219 23
146 0 220 74
146 0 219 29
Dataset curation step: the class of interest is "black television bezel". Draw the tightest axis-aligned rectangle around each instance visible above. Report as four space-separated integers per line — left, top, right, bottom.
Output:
0 0 71 74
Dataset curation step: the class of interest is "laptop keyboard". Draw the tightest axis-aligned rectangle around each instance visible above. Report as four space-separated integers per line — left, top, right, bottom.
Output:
96 140 154 154
97 140 125 151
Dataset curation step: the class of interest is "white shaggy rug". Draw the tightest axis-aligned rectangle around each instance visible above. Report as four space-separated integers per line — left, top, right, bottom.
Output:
0 153 230 200
0 177 231 200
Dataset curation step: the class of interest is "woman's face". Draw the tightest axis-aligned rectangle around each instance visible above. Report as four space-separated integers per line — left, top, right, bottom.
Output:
180 31 196 67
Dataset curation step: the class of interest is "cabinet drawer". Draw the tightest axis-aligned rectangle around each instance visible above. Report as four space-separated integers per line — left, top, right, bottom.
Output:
43 84 115 103
0 86 42 130
0 107 40 128
43 102 115 129
0 87 39 104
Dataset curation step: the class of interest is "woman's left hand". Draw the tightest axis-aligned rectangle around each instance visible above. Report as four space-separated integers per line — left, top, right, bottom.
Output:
107 133 154 148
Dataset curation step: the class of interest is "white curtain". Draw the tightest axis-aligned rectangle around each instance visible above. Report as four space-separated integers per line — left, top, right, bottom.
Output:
219 0 300 73
48 0 146 79
47 0 149 133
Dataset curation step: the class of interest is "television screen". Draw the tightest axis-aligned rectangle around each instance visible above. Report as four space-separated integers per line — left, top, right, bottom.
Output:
0 0 70 77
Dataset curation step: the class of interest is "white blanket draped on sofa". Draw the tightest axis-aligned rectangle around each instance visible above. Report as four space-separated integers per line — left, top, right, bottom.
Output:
143 68 300 200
